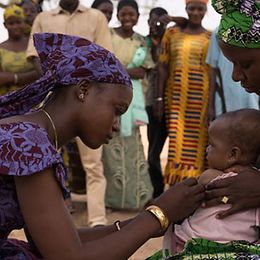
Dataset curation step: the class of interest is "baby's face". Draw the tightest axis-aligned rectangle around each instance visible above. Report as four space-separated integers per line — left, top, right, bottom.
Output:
206 120 231 171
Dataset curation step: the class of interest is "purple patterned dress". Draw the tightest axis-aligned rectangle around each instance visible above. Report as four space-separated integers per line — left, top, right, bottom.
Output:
0 122 69 259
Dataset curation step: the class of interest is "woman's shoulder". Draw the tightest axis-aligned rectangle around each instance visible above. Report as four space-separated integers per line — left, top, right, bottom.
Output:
0 121 46 136
110 27 116 35
0 121 54 153
0 37 29 52
132 31 145 40
203 29 212 39
131 32 148 46
0 121 62 176
0 41 9 51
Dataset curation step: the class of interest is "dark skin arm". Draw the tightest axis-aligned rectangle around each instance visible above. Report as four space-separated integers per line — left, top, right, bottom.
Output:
0 56 40 87
206 66 217 125
77 219 132 242
153 61 168 121
205 165 260 219
0 58 39 87
0 70 39 87
15 168 205 259
159 15 188 28
126 67 146 79
30 56 43 76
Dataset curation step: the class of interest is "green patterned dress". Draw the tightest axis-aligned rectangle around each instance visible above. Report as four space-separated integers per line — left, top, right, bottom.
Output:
103 29 153 209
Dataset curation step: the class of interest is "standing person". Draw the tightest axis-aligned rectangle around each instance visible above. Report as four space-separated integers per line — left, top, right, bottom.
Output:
91 0 113 23
145 7 168 199
0 32 205 259
27 0 111 227
18 0 42 36
156 0 211 185
103 0 153 209
27 0 112 52
145 8 188 198
206 28 259 123
0 5 38 96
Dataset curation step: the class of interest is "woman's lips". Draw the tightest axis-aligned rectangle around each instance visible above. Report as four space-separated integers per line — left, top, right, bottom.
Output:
243 84 255 93
105 134 113 143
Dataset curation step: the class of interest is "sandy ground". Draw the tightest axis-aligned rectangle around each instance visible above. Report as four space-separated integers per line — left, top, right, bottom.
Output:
9 126 169 259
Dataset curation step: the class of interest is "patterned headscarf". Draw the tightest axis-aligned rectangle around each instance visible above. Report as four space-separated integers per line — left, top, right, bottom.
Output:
0 33 132 119
4 4 25 20
186 0 208 4
212 0 260 48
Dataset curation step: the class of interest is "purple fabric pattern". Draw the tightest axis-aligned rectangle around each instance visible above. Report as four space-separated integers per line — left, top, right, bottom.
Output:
0 122 69 259
0 33 132 119
0 239 38 259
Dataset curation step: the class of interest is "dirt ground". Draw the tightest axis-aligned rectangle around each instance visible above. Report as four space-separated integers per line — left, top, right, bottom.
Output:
9 126 168 259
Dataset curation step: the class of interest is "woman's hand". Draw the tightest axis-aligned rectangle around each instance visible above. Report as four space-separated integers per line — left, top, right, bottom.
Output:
158 14 173 25
154 178 205 224
153 100 164 122
0 72 14 86
205 165 260 218
206 107 216 126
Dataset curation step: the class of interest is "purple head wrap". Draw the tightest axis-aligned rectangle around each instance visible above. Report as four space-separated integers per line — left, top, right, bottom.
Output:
0 33 132 119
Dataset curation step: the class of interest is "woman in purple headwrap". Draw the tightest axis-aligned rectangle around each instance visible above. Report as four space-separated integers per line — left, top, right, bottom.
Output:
0 32 205 259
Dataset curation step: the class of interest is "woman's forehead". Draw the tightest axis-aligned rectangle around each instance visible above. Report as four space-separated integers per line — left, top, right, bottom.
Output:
219 40 259 62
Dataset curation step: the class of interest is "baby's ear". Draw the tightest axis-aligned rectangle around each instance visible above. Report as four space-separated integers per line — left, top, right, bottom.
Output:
228 146 242 164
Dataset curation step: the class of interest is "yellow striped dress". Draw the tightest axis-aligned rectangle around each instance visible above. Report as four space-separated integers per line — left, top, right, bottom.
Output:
159 27 211 185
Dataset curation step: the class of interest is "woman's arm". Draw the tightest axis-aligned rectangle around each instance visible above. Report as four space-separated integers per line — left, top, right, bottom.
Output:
159 15 188 28
153 61 168 121
77 219 132 243
157 61 168 99
0 70 39 87
15 168 204 259
126 67 146 79
207 66 217 124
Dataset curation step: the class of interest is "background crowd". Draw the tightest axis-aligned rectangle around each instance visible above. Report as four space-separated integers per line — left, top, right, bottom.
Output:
0 0 259 259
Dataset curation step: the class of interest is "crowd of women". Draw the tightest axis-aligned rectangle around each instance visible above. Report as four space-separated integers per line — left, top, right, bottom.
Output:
0 0 259 259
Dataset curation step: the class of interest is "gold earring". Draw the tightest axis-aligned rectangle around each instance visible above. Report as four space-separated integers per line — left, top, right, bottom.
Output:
79 94 84 100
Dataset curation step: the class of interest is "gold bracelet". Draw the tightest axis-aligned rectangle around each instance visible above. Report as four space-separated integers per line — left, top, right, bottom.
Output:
14 73 18 84
146 205 169 231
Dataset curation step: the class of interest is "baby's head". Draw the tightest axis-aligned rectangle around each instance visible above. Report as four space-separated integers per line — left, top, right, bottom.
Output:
207 109 260 171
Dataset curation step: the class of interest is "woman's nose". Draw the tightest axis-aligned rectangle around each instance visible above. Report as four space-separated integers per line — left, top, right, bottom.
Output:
112 117 120 132
193 9 199 15
232 64 246 82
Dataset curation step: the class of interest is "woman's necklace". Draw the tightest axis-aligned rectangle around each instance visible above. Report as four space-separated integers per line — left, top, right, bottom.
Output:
41 109 58 150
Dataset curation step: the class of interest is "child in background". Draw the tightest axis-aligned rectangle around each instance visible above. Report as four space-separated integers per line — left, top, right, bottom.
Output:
164 108 260 254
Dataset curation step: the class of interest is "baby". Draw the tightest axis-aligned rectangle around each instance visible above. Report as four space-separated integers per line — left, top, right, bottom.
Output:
164 108 260 254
